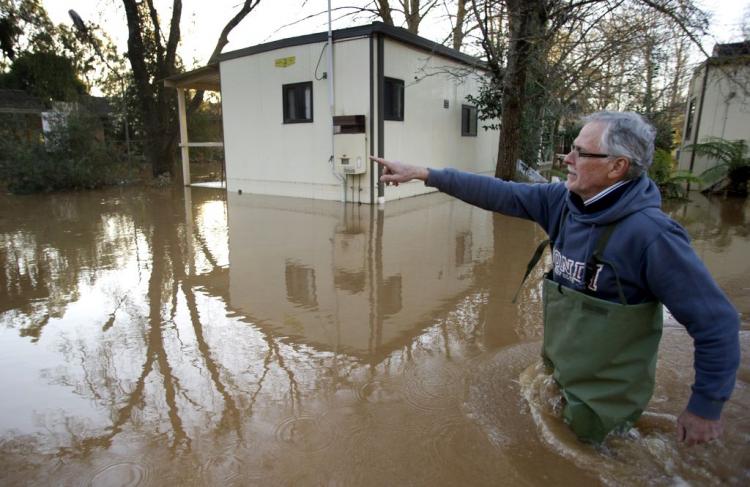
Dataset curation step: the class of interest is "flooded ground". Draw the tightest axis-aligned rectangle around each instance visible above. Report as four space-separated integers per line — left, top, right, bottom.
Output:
0 185 748 486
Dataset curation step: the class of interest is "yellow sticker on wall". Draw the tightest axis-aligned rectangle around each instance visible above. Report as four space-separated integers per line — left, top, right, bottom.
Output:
275 56 296 68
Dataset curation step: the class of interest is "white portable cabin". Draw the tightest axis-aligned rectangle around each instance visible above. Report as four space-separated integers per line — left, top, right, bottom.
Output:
678 42 750 183
215 22 498 204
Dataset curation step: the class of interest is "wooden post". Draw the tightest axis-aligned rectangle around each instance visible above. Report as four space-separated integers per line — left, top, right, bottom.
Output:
176 87 190 186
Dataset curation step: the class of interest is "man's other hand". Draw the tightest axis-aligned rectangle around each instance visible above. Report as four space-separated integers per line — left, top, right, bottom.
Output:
676 409 722 446
369 156 429 186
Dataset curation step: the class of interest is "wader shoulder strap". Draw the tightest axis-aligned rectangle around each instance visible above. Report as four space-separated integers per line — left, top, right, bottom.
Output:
587 223 628 305
512 205 569 303
513 204 628 305
512 238 549 303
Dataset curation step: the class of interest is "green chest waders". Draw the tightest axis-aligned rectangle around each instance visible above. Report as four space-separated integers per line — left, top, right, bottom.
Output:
518 217 663 443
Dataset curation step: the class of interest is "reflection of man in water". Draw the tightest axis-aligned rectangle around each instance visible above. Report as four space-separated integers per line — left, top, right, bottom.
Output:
371 111 739 445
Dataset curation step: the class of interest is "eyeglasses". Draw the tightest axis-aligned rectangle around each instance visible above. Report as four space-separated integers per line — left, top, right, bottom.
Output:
570 144 610 159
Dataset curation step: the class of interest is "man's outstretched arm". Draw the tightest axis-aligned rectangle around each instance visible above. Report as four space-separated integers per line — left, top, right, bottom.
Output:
369 156 567 233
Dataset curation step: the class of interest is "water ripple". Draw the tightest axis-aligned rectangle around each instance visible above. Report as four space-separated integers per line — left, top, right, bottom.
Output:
401 365 462 411
356 379 400 404
200 446 271 486
87 462 147 487
274 415 335 453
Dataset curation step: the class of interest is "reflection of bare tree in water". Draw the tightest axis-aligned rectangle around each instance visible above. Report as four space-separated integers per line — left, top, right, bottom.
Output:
0 193 138 339
52 188 307 457
68 199 190 454
181 280 241 433
2 188 533 463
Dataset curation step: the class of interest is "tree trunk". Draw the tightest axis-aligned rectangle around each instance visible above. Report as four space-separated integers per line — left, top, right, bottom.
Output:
122 0 260 178
188 1 262 117
452 0 468 50
122 0 179 177
668 37 687 116
643 37 655 116
495 0 547 180
550 116 561 168
375 0 395 25
402 0 421 33
400 0 438 34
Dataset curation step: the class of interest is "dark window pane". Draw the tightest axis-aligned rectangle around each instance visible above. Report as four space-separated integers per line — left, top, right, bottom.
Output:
287 88 296 119
462 105 477 136
282 82 313 123
384 77 404 121
304 85 311 120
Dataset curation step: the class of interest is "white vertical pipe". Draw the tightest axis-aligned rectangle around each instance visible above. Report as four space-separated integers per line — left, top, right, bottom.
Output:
327 0 334 112
327 0 345 202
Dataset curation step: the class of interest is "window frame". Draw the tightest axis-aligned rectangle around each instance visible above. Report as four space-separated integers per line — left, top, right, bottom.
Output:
384 77 405 121
282 81 314 124
461 104 478 137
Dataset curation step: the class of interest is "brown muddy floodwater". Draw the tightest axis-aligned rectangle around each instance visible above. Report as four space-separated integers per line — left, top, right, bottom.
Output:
0 186 748 486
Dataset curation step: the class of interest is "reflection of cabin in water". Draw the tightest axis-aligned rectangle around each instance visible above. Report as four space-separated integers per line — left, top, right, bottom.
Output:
186 191 495 363
166 22 499 202
678 41 750 183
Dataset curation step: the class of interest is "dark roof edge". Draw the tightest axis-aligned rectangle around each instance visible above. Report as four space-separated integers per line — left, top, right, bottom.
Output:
162 64 219 84
712 41 750 57
219 22 486 69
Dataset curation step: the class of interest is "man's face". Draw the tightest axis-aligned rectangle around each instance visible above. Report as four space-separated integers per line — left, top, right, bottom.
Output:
564 122 618 200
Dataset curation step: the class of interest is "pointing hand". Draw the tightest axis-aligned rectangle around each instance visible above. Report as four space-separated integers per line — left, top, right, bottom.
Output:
369 156 429 186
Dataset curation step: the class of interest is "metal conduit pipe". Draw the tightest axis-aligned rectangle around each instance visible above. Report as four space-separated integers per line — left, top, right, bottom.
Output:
326 1 345 203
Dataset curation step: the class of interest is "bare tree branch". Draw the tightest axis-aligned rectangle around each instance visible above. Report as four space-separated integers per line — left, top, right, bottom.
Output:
208 0 262 63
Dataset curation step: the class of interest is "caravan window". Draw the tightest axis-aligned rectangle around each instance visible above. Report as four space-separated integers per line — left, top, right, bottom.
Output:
685 98 696 141
461 105 477 136
283 82 313 123
384 77 404 121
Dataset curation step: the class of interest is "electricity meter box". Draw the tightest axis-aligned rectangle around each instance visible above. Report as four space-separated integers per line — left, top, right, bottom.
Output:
333 115 367 175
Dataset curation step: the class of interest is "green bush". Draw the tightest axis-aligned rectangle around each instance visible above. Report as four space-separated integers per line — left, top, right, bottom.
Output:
649 148 673 184
0 111 136 194
685 137 750 196
648 148 700 199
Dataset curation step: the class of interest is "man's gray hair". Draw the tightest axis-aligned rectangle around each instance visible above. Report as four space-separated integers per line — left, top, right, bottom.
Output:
582 111 656 179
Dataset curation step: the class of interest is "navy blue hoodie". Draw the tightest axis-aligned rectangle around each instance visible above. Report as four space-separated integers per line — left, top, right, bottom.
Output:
426 168 740 420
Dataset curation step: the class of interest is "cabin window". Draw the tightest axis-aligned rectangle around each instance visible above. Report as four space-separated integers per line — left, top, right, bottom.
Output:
283 82 313 123
461 105 477 136
685 98 696 141
384 77 404 121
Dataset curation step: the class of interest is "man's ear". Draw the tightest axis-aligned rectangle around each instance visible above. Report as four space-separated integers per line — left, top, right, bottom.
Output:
609 157 630 180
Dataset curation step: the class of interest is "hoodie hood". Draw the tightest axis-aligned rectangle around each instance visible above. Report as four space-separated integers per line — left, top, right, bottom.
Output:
566 175 662 225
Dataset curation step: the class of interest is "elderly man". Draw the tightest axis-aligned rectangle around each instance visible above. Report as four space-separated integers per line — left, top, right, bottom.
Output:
371 111 739 445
